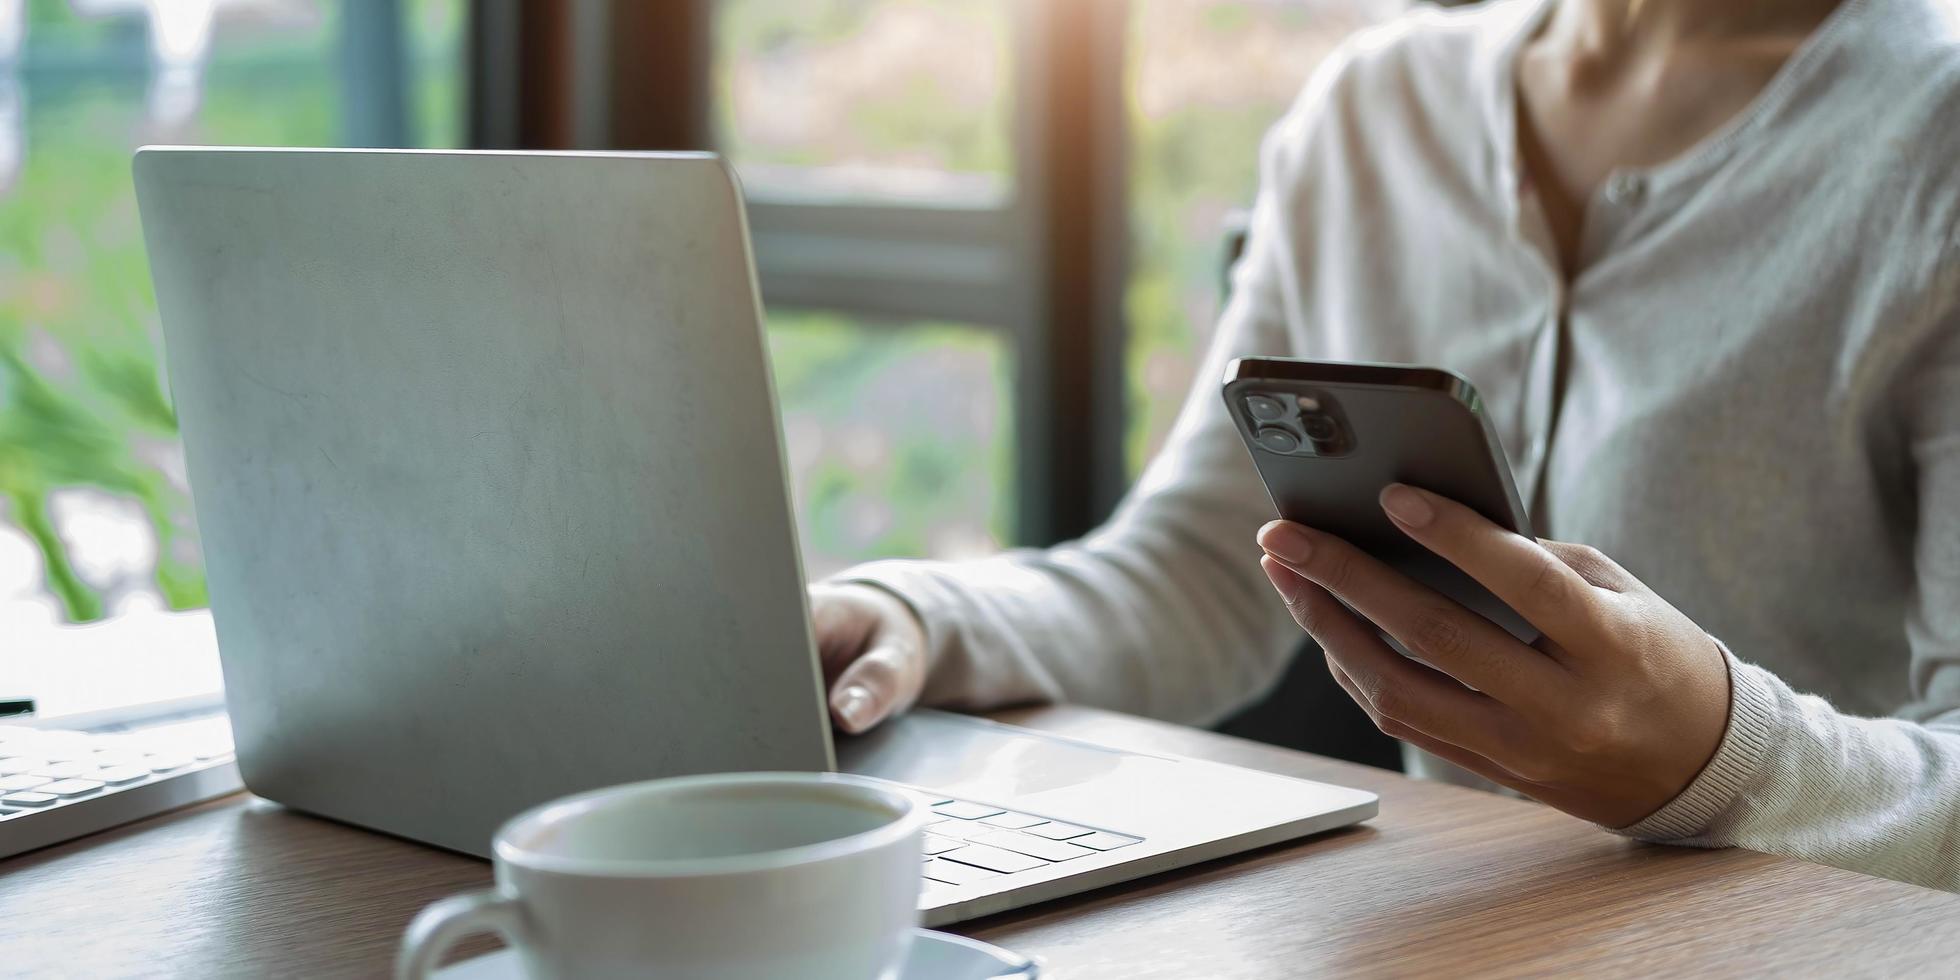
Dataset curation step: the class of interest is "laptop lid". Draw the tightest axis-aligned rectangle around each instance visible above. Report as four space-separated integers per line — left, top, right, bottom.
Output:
134 148 834 855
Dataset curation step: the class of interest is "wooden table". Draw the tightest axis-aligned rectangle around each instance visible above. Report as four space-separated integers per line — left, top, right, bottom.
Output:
4 706 1956 978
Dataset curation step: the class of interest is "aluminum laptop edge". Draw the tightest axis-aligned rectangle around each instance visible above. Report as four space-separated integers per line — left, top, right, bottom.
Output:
133 147 1376 926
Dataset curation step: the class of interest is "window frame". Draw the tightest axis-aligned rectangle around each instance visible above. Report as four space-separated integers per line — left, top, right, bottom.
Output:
470 0 1133 548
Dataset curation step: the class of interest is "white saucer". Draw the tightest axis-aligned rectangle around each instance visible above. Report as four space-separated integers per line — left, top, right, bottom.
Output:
432 928 1039 979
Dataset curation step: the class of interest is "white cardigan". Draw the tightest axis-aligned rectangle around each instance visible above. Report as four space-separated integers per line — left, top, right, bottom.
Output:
844 0 1960 890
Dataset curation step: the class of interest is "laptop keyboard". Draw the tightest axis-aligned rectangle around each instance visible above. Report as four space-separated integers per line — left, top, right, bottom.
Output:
0 714 243 859
1 715 1144 893
917 797 1142 902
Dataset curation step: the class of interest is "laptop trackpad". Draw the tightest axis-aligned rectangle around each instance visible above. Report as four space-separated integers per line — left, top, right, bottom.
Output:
837 710 1158 802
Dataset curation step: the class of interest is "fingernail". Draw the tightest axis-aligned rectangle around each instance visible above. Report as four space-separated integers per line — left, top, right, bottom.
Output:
832 686 874 731
1381 484 1434 528
1259 521 1314 565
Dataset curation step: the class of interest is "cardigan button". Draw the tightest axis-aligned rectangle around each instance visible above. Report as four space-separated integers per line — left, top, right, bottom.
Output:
1604 174 1645 206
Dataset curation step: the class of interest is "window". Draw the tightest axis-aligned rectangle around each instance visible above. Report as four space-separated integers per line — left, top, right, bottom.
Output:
714 0 1013 206
1125 0 1401 469
1 1 461 646
768 311 1011 578
5 0 1404 648
714 0 1030 570
716 0 1406 551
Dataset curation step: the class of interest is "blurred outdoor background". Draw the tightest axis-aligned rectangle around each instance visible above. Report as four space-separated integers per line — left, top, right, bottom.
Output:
2 0 1400 657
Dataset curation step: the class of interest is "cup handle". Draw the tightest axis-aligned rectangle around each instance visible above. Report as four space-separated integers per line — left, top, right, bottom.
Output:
396 890 530 980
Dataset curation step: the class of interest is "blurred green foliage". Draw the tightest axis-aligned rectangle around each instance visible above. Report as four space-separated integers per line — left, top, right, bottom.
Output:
2 0 460 622
715 0 1012 179
767 313 1010 572
1124 1 1381 469
1 98 202 621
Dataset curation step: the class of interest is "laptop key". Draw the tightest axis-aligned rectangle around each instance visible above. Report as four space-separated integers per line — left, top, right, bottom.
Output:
970 830 1098 863
34 741 97 764
30 761 98 780
0 757 46 776
921 834 963 855
923 820 992 842
979 811 1046 830
1071 831 1141 851
936 843 1048 875
95 766 151 785
1023 821 1093 840
1 791 57 807
931 800 1004 821
38 779 106 798
921 858 1004 886
0 774 51 792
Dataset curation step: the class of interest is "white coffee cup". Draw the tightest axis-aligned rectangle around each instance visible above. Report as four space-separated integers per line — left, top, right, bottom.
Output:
397 772 927 980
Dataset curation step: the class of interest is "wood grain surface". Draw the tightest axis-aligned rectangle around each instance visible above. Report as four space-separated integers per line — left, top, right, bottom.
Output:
3 705 1954 978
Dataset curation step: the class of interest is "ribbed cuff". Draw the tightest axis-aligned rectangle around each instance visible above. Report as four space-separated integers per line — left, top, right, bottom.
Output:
1613 641 1780 841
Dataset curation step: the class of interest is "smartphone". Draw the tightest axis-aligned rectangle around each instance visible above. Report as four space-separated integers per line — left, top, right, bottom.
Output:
1222 356 1539 643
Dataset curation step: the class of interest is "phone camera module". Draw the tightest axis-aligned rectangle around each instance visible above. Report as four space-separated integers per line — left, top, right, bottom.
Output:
1254 426 1301 454
1245 394 1288 422
1239 385 1354 458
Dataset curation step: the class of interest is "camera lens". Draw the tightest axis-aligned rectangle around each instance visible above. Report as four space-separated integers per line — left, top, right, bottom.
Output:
1301 414 1337 441
1245 394 1287 422
1254 426 1300 453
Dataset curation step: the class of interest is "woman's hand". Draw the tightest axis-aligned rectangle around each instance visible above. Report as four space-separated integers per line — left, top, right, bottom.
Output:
1256 483 1732 828
809 583 929 734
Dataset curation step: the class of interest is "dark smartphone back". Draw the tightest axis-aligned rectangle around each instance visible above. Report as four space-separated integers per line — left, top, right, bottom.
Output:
1223 357 1539 643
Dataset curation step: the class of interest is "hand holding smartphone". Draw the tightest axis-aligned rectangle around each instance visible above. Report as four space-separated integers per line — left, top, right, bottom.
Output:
1222 357 1538 643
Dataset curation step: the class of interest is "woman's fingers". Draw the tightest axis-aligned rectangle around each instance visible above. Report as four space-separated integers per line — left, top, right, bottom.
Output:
1265 495 1735 828
1330 653 1545 789
827 641 919 733
1325 649 1600 810
1258 521 1564 706
808 584 928 734
1378 483 1607 647
1262 559 1525 761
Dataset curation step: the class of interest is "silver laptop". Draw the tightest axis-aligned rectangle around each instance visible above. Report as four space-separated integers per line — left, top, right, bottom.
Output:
133 147 1375 926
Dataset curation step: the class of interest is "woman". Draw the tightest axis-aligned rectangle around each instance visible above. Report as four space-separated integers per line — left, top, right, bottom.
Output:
811 0 1960 889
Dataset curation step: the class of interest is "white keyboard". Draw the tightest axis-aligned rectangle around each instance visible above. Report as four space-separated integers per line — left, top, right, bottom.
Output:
0 713 243 858
916 797 1142 903
0 715 1143 883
